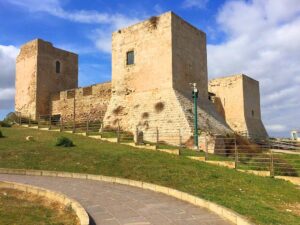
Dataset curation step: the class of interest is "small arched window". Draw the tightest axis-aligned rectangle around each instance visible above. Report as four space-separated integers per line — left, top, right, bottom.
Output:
56 61 61 74
251 110 255 117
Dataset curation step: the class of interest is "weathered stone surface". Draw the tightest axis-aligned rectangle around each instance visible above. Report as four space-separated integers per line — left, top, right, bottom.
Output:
103 12 232 144
15 12 267 145
51 82 111 122
209 74 268 138
15 39 78 120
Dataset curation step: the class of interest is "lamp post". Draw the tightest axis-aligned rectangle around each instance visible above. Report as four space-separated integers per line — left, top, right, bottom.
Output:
191 83 199 150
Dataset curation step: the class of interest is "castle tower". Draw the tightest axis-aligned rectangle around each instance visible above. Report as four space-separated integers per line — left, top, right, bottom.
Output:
15 39 78 119
209 74 268 138
104 12 232 143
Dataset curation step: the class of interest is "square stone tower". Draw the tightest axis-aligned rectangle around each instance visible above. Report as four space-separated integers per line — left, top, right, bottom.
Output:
209 74 268 138
104 12 231 142
15 39 78 119
111 12 208 100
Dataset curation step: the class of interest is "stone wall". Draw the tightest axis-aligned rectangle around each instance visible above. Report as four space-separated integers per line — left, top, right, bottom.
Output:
15 12 268 145
15 40 38 118
104 12 232 144
208 74 268 138
51 82 111 122
15 39 78 119
172 13 208 98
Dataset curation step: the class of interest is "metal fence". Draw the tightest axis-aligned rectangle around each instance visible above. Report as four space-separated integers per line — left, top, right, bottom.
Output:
14 113 300 177
209 137 300 177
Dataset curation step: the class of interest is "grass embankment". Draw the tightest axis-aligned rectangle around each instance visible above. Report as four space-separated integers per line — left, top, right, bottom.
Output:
0 188 78 225
0 127 299 225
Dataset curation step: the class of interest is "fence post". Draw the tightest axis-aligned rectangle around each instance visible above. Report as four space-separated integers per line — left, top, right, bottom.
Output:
60 118 63 132
49 115 52 130
156 127 159 150
86 119 89 136
37 115 40 129
19 112 22 125
270 150 274 177
204 133 208 161
72 118 75 133
28 114 31 127
135 126 139 145
234 137 238 170
117 121 120 143
99 122 103 137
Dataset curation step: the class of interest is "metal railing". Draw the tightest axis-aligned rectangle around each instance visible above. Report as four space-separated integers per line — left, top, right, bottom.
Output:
14 113 300 177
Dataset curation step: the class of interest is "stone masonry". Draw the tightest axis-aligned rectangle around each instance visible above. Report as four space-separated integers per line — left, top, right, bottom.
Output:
51 82 111 122
103 12 233 143
15 11 268 144
15 39 78 119
208 74 268 138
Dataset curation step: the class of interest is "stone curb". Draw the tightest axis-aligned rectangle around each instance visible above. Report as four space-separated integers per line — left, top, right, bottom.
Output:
0 168 253 225
0 179 89 225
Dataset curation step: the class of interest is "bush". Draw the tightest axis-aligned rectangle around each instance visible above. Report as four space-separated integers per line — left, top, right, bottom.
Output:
0 130 4 138
4 112 18 123
55 137 74 147
0 120 12 127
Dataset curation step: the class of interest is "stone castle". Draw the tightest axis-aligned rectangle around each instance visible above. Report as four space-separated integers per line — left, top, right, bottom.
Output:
15 12 268 143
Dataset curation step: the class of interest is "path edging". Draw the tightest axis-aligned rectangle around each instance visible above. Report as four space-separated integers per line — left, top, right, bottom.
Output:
0 168 252 225
0 180 89 225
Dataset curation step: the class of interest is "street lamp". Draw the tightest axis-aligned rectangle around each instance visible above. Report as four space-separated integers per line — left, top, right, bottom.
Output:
191 83 199 150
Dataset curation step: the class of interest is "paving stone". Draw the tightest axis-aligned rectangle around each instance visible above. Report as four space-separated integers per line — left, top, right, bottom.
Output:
0 174 233 225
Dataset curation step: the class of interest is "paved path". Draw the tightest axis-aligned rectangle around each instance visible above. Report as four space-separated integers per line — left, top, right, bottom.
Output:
0 174 232 225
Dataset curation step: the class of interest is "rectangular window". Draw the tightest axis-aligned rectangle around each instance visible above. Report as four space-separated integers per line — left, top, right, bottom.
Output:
126 51 134 65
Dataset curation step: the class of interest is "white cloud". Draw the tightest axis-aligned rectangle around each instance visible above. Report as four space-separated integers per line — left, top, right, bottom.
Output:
265 124 288 133
0 45 19 111
0 88 15 101
207 0 300 136
6 0 140 53
182 0 208 9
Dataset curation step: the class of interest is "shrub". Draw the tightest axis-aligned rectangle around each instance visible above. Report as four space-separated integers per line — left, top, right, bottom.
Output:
4 112 18 123
0 120 12 127
55 137 74 147
0 130 3 138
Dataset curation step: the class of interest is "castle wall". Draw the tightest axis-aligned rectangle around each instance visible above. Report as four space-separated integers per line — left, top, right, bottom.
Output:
51 82 111 122
15 40 38 118
15 39 78 120
36 40 78 116
15 11 268 145
104 12 232 144
243 76 268 138
208 74 268 138
171 14 208 99
111 13 173 94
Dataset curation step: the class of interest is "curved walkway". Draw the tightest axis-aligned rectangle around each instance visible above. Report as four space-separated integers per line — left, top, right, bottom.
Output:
0 174 232 225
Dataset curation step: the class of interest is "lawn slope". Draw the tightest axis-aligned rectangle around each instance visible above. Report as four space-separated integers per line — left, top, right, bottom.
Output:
0 127 299 225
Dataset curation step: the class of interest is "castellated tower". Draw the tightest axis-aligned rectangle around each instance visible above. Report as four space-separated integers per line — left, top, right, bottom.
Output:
103 12 232 142
15 39 78 119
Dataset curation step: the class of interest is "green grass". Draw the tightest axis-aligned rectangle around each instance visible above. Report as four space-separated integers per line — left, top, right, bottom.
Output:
0 127 300 225
101 131 118 138
0 188 78 225
273 153 300 176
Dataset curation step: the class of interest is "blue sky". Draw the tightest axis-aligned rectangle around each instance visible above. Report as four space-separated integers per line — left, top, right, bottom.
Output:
0 0 300 137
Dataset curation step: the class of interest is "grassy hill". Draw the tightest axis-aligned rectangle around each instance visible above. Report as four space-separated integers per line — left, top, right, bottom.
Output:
0 127 299 225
